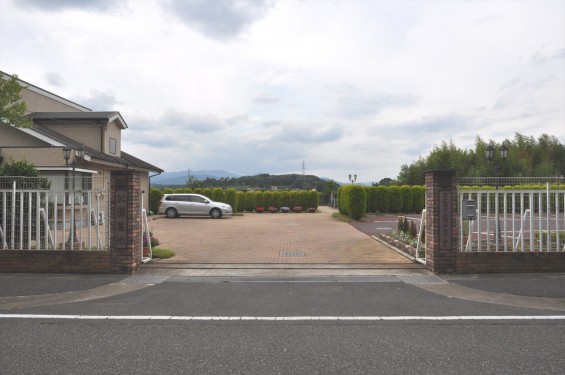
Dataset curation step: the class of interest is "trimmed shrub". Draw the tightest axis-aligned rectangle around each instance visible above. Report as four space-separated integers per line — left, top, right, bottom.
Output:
412 186 425 213
388 186 403 213
280 191 290 207
400 185 413 213
288 190 299 207
211 187 225 202
245 191 255 212
183 188 193 193
338 185 367 219
263 191 273 208
193 188 203 195
225 188 237 212
375 186 389 213
150 188 163 214
236 191 246 213
202 188 212 198
348 185 367 220
307 190 320 209
368 186 379 213
174 188 184 193
254 191 264 208
299 190 309 208
272 191 282 208
163 188 174 194
364 187 372 213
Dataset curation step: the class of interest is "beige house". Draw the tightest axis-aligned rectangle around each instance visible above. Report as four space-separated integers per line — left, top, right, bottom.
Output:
0 73 162 210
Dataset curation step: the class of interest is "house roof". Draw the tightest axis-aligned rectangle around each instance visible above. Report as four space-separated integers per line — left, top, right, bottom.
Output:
18 123 163 173
2 71 91 112
28 111 128 129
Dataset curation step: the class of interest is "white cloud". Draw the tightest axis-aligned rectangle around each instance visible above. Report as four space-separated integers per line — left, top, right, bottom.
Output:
162 0 274 40
1 0 563 183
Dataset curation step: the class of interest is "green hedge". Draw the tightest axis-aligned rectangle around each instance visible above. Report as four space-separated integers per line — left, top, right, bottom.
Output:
150 187 320 214
388 186 403 213
150 188 163 214
211 187 225 202
400 185 413 213
225 188 238 212
254 191 264 208
236 191 245 213
338 185 367 220
307 190 320 209
245 191 255 212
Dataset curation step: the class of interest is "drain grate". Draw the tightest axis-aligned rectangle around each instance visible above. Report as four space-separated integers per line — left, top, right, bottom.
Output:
279 251 305 257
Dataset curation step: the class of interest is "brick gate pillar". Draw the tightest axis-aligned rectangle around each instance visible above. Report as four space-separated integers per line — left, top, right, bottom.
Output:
110 170 142 274
425 170 458 274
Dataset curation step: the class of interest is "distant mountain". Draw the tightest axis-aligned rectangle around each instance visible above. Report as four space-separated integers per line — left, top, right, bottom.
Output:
151 170 241 186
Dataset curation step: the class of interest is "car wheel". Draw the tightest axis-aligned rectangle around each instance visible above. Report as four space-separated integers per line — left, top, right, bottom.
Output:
210 208 222 219
165 208 178 218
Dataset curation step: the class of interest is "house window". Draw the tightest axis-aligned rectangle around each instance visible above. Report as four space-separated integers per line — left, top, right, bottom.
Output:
109 138 117 154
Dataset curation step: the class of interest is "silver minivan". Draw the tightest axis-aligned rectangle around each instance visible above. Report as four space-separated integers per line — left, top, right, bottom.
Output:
158 194 232 219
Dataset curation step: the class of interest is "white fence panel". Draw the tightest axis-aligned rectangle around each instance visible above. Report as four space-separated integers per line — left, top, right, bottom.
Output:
0 178 110 251
458 187 565 252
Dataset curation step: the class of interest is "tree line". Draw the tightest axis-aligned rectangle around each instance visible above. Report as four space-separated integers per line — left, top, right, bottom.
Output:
394 133 565 185
156 173 334 192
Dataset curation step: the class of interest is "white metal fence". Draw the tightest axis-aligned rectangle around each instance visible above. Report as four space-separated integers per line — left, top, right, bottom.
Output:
458 185 565 252
0 177 110 251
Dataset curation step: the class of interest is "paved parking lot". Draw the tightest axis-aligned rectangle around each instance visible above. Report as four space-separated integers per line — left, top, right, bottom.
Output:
147 206 415 265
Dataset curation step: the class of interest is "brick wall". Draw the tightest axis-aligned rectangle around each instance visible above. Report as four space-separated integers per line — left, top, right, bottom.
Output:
0 250 112 273
0 170 143 274
456 252 565 273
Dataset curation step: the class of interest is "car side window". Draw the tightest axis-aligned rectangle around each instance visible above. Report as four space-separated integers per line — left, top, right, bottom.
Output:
178 195 191 202
166 195 177 201
192 196 206 203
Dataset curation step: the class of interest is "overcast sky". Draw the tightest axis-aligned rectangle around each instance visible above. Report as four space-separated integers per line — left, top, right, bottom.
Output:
1 0 564 183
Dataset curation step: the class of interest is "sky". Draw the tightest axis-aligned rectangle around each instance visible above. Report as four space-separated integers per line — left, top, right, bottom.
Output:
1 0 564 184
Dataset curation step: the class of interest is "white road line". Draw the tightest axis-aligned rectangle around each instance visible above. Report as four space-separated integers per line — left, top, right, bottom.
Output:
1 314 564 321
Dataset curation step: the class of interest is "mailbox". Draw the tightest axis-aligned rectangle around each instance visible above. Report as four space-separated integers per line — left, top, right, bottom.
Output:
463 200 476 220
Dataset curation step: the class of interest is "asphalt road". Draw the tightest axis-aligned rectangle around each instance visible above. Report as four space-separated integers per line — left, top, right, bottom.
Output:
2 280 564 374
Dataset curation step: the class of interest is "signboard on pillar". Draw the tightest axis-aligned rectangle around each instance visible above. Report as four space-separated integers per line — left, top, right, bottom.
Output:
439 190 452 250
115 190 128 249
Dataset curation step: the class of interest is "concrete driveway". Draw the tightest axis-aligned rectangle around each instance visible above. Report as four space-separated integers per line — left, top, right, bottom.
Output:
146 206 416 266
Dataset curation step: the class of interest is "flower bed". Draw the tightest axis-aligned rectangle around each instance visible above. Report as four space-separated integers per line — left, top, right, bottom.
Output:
307 207 316 213
292 206 303 213
376 233 422 258
281 206 289 213
255 206 265 213
268 206 279 213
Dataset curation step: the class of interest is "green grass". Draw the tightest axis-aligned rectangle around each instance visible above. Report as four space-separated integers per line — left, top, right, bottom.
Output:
332 212 353 222
151 248 175 259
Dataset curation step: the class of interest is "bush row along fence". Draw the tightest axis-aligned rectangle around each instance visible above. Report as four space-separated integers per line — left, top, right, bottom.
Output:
338 185 426 219
150 188 320 214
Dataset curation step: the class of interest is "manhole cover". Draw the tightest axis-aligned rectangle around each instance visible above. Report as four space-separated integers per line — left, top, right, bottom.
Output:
279 251 305 257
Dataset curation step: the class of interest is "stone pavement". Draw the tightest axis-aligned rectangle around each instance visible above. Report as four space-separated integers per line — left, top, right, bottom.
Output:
145 206 415 266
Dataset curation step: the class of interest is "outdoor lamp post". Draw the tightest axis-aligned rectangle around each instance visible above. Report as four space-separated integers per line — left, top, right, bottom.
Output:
63 144 85 246
485 143 508 248
348 174 357 184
